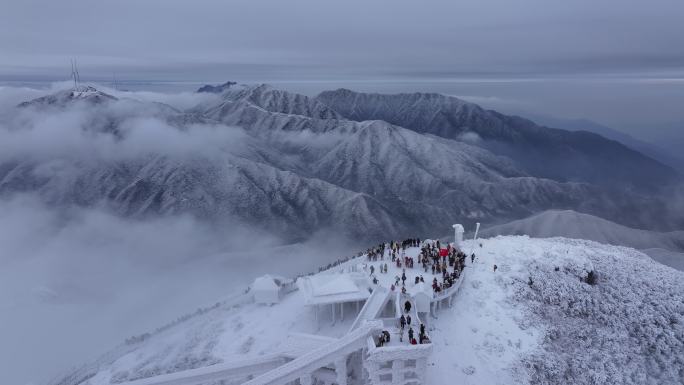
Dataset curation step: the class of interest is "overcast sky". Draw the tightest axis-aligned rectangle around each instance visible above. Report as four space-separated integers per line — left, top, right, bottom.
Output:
2 0 684 130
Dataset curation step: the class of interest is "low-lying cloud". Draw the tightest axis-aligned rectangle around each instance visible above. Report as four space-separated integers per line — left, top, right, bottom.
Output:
0 86 248 164
0 196 357 385
0 84 359 385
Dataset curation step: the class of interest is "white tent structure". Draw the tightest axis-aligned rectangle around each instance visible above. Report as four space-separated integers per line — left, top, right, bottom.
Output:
410 283 432 313
253 275 281 304
452 224 465 249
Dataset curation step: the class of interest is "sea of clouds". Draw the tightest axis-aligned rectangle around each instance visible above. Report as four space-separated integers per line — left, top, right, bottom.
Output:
0 83 356 385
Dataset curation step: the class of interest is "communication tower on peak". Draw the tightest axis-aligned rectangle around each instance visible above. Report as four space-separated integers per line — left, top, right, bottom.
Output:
70 60 82 91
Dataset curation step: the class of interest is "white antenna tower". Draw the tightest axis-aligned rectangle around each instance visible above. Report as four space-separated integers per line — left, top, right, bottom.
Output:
70 59 82 91
75 61 81 88
70 60 77 90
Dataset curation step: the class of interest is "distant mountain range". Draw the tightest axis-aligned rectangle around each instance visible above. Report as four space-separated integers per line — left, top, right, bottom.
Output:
523 114 684 172
633 120 684 160
1 82 682 241
316 89 678 191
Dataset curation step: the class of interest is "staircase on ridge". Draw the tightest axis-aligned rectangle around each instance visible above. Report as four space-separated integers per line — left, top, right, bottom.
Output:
349 286 392 333
243 321 383 385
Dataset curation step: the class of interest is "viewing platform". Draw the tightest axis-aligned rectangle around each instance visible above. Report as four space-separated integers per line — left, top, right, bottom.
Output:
119 224 474 385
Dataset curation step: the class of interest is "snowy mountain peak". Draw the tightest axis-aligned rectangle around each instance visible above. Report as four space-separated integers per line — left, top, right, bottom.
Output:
317 88 478 116
214 83 342 120
17 86 117 108
196 81 238 94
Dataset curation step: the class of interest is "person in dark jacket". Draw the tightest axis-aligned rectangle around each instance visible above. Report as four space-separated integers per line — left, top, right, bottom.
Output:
406 314 412 326
400 314 406 329
404 300 412 313
408 327 414 341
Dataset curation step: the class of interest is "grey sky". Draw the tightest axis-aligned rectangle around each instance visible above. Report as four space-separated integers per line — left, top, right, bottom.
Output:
3 0 683 78
1 0 684 131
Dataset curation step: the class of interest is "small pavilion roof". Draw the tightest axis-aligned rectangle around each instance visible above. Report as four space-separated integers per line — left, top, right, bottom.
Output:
253 275 280 291
299 272 371 306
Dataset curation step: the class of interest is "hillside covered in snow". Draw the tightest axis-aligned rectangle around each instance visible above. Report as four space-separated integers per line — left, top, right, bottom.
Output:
0 82 682 243
51 236 684 385
482 210 684 271
316 89 679 192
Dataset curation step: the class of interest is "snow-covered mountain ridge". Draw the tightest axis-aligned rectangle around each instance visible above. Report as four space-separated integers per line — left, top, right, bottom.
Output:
1 82 680 241
316 89 679 192
50 235 684 385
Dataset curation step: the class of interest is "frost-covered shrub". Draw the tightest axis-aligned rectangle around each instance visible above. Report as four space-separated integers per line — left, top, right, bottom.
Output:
585 270 597 285
515 240 684 385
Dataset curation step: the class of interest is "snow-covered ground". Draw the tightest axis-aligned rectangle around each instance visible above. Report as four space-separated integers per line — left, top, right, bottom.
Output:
427 238 541 385
52 236 684 385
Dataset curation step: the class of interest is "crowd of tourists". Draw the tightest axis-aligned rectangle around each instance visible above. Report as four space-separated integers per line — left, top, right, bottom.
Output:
376 300 430 347
376 317 429 347
365 237 476 348
366 238 474 296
